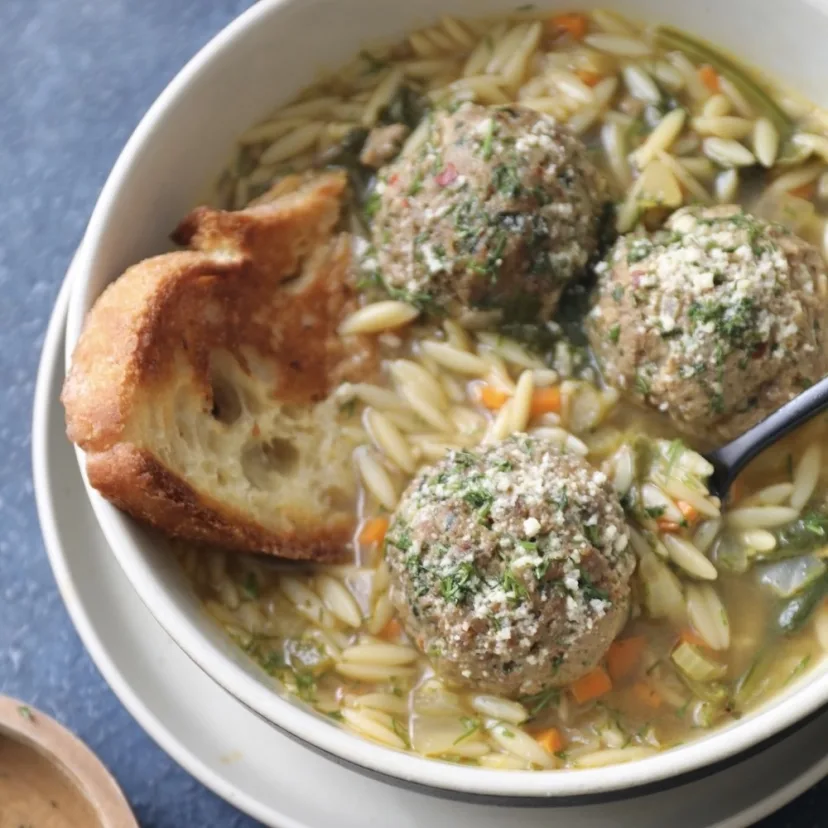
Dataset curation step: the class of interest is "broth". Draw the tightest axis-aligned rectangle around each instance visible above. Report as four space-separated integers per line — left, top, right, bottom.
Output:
0 735 100 828
182 8 828 770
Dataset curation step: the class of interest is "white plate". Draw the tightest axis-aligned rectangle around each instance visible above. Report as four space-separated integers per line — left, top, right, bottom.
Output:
34 262 828 828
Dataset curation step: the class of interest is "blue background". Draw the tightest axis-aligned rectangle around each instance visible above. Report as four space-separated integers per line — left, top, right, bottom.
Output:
0 1 824 825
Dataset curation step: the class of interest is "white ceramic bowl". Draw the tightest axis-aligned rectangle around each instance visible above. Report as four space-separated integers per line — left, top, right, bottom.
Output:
66 0 828 801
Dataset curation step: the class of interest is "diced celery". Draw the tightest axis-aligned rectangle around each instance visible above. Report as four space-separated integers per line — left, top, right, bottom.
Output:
671 642 727 682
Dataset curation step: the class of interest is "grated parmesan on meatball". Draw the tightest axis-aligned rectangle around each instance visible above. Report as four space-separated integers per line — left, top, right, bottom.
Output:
588 205 828 442
371 103 610 321
384 436 634 698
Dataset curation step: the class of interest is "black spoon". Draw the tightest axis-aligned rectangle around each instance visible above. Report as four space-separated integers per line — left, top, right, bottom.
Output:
706 374 828 501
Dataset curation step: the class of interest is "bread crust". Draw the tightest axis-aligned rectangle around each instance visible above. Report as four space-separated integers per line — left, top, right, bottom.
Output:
63 171 374 561
85 443 353 561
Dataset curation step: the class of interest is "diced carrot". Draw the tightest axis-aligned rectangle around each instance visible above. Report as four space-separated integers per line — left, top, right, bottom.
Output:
379 618 402 641
606 636 647 682
676 500 700 525
548 12 588 40
656 518 682 534
698 64 720 93
530 387 562 417
535 727 564 754
790 181 816 200
576 69 602 87
479 384 510 410
358 517 389 546
631 681 662 709
571 667 612 704
679 628 708 649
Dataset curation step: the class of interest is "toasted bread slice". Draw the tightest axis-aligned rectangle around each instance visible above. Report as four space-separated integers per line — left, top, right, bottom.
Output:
63 171 377 561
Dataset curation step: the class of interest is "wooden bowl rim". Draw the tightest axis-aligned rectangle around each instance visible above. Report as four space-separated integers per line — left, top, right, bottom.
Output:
0 695 138 828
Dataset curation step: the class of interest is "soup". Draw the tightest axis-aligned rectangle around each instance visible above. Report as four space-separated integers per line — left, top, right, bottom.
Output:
180 8 828 770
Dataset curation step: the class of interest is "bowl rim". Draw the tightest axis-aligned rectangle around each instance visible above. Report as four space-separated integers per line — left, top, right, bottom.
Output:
65 0 828 799
0 695 138 828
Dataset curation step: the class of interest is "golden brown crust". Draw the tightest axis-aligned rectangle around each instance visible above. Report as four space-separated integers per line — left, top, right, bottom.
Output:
63 171 374 562
85 444 352 562
172 170 347 285
62 251 243 452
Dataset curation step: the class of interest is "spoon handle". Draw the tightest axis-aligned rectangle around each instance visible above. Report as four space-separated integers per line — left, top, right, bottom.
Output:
708 375 828 499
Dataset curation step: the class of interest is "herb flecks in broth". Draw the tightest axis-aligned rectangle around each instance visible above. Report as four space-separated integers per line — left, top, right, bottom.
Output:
192 7 828 771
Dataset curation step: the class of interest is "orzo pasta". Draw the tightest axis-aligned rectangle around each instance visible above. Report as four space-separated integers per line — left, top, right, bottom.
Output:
185 7 828 771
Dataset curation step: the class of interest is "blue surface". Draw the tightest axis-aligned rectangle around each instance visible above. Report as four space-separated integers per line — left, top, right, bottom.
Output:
0 1 824 826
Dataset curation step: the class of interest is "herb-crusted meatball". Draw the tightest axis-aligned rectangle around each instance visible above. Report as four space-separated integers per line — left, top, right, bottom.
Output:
372 103 610 321
588 205 828 442
384 437 634 697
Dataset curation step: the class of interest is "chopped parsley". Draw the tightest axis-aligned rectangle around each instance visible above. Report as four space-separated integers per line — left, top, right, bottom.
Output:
463 487 494 521
626 239 653 263
294 672 317 702
634 374 651 396
407 172 424 196
580 571 610 602
533 557 551 581
608 323 621 343
481 232 508 281
687 296 759 351
454 449 479 468
492 163 522 198
260 651 285 675
502 568 529 603
519 686 560 717
583 523 602 546
439 561 480 605
390 527 412 552
802 512 828 536
453 716 482 744
242 572 259 599
382 279 445 315
644 505 666 519
363 190 381 218
355 267 383 292
17 705 34 721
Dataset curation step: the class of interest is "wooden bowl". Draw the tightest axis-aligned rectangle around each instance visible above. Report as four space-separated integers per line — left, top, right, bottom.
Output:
0 696 137 828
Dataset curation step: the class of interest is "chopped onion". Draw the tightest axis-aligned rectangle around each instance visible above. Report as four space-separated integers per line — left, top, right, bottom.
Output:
758 555 826 598
712 533 749 574
638 549 686 625
671 642 727 682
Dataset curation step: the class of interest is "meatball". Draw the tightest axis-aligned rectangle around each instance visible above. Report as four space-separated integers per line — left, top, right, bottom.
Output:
588 205 828 442
384 436 634 698
372 103 610 321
